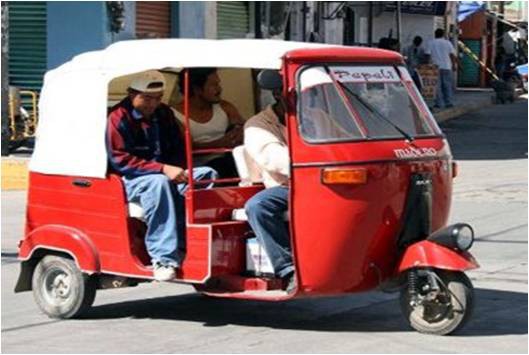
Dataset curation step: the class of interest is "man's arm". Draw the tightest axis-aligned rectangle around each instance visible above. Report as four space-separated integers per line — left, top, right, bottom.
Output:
220 100 245 125
450 53 459 71
244 125 289 177
449 42 460 71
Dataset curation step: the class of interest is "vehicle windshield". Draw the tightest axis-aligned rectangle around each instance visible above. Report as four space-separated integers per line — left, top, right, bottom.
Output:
298 65 442 142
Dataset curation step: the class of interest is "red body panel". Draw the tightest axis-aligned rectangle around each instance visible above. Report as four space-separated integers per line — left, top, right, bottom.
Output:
19 225 100 273
21 173 258 283
398 240 479 272
285 47 404 66
284 60 454 296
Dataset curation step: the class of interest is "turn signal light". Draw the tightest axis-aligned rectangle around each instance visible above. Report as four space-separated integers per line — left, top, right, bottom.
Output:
321 168 368 185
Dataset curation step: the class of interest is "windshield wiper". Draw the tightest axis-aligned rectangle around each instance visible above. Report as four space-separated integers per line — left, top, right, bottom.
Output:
323 66 415 143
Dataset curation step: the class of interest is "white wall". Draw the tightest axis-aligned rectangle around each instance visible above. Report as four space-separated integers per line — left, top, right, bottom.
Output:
372 12 436 48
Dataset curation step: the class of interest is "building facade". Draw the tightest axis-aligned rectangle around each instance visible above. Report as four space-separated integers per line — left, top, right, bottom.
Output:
6 1 256 92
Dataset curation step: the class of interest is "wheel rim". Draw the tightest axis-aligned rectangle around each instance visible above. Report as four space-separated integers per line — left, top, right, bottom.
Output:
415 293 453 323
408 278 463 327
42 268 73 306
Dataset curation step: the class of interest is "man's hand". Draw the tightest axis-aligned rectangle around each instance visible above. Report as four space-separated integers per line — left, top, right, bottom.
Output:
162 164 187 183
224 125 244 147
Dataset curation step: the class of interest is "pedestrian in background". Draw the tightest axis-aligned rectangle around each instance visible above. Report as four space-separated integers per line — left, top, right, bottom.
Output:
425 29 458 109
403 36 426 92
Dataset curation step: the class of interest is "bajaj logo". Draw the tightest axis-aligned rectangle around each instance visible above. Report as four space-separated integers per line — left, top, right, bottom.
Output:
394 147 438 159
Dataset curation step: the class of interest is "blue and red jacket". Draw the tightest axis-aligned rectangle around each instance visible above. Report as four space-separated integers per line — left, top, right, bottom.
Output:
106 97 186 178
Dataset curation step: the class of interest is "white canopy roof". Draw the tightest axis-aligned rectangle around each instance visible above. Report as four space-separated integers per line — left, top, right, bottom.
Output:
29 39 348 178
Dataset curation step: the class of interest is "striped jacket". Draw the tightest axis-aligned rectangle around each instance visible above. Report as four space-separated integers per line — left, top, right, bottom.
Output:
106 97 186 178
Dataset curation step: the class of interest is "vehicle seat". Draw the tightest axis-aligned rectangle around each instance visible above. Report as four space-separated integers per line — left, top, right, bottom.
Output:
232 145 261 187
128 202 145 221
231 145 288 222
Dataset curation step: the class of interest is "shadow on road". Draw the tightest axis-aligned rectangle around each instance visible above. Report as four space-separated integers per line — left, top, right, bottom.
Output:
440 98 528 160
83 287 527 336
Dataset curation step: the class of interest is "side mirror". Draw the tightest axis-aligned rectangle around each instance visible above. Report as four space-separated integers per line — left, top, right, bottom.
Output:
257 70 283 91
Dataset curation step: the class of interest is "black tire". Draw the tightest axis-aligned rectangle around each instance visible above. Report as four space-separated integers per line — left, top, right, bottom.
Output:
32 255 97 319
400 270 474 335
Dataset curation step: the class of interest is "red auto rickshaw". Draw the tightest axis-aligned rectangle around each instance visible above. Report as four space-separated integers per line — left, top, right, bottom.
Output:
15 39 478 335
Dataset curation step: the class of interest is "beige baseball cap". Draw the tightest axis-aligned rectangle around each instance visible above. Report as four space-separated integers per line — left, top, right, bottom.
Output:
129 70 166 93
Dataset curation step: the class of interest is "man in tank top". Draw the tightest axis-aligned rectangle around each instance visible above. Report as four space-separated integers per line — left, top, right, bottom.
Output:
173 68 245 177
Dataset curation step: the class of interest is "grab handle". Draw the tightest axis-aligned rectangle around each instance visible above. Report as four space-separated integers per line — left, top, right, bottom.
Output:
72 179 92 188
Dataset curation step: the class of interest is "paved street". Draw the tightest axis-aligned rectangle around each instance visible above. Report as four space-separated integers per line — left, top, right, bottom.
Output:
1 98 527 353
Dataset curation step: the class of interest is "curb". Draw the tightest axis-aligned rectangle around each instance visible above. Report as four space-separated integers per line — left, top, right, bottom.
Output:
1 158 30 191
434 95 495 123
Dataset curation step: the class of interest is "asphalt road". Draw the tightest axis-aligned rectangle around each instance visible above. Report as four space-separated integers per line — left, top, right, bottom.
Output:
1 97 527 353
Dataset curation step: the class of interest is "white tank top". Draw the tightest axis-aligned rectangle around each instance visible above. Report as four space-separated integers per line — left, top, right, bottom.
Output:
172 104 229 164
172 104 229 143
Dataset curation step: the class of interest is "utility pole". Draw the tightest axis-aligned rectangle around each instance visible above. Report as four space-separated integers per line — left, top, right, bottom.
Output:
396 1 402 49
1 2 10 156
368 2 373 46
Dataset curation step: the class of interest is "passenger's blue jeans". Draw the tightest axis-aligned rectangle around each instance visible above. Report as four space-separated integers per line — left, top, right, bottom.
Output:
123 167 217 267
245 186 294 279
435 69 454 108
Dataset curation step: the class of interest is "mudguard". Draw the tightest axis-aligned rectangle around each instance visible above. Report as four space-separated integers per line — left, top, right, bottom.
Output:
18 224 101 273
398 240 479 273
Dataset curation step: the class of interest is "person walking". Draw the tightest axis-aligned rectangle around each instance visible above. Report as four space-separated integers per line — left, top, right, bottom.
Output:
425 29 458 108
403 36 427 92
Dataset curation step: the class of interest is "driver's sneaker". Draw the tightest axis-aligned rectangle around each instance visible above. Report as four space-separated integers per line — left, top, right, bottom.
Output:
153 264 176 281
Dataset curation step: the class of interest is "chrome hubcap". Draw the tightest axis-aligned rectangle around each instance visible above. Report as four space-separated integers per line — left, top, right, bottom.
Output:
43 269 72 304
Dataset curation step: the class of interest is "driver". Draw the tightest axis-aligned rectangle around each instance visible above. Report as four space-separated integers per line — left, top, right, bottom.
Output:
243 70 295 293
106 70 217 281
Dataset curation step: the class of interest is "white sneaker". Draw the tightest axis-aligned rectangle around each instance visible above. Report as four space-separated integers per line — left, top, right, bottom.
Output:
153 264 176 281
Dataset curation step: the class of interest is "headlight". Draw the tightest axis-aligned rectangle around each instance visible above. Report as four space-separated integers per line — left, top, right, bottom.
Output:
427 223 475 251
455 224 474 251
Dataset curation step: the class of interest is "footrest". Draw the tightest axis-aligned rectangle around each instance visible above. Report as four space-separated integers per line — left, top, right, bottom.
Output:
197 275 283 293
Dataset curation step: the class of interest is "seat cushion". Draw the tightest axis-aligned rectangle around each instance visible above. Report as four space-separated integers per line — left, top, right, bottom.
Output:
128 202 145 220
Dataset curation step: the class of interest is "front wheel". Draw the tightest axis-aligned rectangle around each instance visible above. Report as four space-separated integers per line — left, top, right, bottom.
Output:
32 255 97 319
400 269 474 335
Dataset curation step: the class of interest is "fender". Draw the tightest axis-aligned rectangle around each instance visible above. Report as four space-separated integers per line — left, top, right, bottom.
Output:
397 240 479 273
19 224 101 273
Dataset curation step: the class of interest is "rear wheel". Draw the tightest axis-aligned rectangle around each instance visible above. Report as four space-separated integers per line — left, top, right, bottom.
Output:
400 269 474 335
32 255 97 319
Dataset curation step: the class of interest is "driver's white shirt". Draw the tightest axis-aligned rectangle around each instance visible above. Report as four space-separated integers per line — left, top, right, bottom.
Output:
244 105 289 188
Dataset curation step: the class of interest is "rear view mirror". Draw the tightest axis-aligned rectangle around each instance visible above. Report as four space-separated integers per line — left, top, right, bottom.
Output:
257 70 283 90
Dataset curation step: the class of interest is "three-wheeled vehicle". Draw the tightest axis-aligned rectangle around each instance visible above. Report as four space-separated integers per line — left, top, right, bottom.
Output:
15 39 478 335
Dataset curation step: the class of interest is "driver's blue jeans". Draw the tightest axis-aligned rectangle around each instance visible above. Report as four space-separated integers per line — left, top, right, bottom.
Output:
245 186 294 279
123 167 217 267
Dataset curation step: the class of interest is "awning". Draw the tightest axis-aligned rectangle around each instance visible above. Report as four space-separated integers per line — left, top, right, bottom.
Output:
458 1 486 23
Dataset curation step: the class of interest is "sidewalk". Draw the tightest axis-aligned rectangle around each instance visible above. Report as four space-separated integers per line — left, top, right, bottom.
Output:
0 89 502 191
429 88 496 123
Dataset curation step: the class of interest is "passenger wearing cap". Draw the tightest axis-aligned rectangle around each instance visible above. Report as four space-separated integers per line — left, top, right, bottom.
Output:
106 70 218 281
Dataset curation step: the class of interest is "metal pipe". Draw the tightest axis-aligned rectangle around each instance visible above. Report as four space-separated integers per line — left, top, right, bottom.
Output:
1 2 10 155
396 1 402 49
183 69 195 224
302 1 307 42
